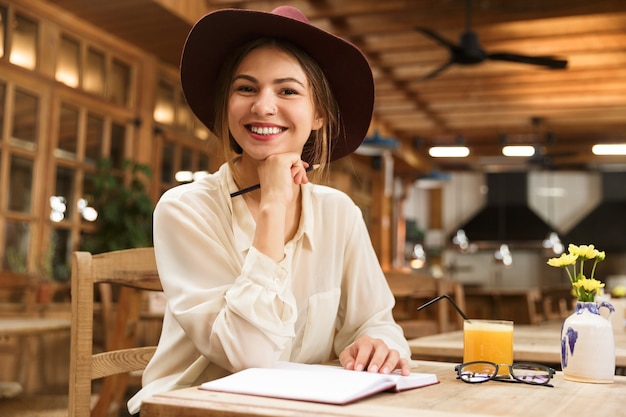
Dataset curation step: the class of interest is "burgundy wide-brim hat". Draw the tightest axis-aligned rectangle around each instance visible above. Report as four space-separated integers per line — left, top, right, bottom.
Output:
180 6 374 163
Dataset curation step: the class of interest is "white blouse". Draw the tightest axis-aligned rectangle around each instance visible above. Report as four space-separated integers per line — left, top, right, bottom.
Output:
128 163 410 413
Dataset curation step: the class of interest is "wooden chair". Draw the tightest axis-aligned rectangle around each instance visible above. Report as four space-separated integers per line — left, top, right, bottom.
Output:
68 247 162 417
385 271 466 339
541 285 576 321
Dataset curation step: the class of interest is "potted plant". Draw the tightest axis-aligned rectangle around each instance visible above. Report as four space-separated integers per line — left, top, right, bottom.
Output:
81 158 154 253
547 244 615 383
6 243 54 304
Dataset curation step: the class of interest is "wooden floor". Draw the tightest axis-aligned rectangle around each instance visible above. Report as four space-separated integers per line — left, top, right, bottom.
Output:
0 394 68 417
0 392 135 417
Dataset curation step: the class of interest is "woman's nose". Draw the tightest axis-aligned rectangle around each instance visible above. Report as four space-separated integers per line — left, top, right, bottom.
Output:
251 91 277 116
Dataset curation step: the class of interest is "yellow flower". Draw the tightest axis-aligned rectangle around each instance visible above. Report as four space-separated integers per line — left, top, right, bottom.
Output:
572 277 605 292
572 277 606 302
547 253 577 268
568 244 601 260
547 243 607 302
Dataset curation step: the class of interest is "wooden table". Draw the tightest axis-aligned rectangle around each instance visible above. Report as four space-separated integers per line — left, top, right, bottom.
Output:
0 318 71 337
408 322 626 367
0 318 71 396
140 360 626 417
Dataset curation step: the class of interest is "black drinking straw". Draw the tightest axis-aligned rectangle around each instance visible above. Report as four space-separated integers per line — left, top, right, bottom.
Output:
417 294 469 321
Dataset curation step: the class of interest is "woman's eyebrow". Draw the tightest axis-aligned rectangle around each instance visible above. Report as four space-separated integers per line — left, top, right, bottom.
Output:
274 77 306 88
232 74 257 84
233 74 305 88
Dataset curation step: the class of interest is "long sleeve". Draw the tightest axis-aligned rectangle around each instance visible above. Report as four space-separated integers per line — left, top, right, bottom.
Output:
333 206 410 357
129 164 410 414
151 176 299 372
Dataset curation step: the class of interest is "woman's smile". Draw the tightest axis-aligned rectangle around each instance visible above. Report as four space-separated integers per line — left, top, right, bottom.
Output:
228 45 322 160
247 123 286 140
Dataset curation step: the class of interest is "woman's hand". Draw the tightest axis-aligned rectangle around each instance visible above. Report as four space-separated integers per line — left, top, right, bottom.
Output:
251 153 310 262
339 335 411 376
256 153 309 205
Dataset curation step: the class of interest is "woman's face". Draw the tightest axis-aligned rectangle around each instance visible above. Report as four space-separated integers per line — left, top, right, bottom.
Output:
228 45 323 162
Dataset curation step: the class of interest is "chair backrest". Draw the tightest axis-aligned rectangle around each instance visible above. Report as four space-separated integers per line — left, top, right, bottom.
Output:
385 270 467 338
68 247 162 417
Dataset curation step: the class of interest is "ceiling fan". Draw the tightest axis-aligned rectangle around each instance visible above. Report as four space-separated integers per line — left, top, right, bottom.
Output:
416 0 568 80
520 117 579 169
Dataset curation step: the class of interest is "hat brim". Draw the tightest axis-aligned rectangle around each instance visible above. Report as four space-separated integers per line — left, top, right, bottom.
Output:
180 8 374 163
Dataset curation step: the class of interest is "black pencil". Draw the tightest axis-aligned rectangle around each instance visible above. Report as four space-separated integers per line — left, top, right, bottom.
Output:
230 164 319 198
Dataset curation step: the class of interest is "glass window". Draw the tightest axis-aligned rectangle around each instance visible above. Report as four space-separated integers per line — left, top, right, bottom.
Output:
10 13 37 70
50 227 71 280
56 35 80 88
198 153 209 172
181 147 192 170
8 155 33 213
176 92 193 131
109 58 130 105
3 221 30 271
11 88 38 146
54 165 75 221
57 103 79 158
154 81 175 125
0 6 6 59
84 47 105 95
85 113 104 164
81 170 95 224
0 81 5 138
194 120 210 140
161 142 174 183
110 122 126 168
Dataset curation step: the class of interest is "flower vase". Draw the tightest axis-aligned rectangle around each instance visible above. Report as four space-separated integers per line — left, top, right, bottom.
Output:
560 301 615 383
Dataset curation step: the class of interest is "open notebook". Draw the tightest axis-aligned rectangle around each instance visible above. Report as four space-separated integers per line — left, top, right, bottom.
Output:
199 361 439 405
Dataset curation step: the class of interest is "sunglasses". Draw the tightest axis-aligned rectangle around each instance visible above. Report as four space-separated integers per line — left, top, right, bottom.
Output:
455 361 556 387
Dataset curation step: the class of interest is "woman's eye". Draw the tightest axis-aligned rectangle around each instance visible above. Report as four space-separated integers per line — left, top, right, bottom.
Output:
281 88 298 96
235 85 255 93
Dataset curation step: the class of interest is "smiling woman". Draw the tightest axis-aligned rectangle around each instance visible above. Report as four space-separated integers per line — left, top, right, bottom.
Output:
126 6 411 415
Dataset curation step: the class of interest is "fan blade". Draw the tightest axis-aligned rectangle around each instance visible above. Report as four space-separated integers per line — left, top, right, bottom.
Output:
420 60 454 80
488 52 568 69
416 27 456 49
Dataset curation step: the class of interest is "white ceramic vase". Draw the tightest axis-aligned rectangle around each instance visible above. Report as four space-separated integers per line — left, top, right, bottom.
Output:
561 301 615 383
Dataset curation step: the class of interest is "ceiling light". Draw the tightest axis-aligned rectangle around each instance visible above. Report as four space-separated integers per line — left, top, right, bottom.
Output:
494 243 512 266
452 229 469 251
592 143 626 155
175 171 194 183
409 243 427 269
428 146 469 158
542 231 564 255
502 145 535 157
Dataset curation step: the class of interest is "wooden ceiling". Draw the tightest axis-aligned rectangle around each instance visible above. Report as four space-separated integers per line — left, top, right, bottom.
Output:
45 0 626 173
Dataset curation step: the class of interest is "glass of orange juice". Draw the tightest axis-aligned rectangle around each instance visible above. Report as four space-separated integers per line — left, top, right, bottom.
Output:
463 319 514 376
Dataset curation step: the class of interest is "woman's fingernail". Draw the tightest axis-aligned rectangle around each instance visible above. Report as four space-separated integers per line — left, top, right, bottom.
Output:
369 365 378 373
382 367 390 374
355 363 364 371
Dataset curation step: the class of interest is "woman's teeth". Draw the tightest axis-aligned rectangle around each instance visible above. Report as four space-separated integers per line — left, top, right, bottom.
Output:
249 126 283 135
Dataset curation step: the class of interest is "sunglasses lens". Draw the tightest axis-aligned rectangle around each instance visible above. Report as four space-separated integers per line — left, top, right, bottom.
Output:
510 363 552 384
458 362 497 383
